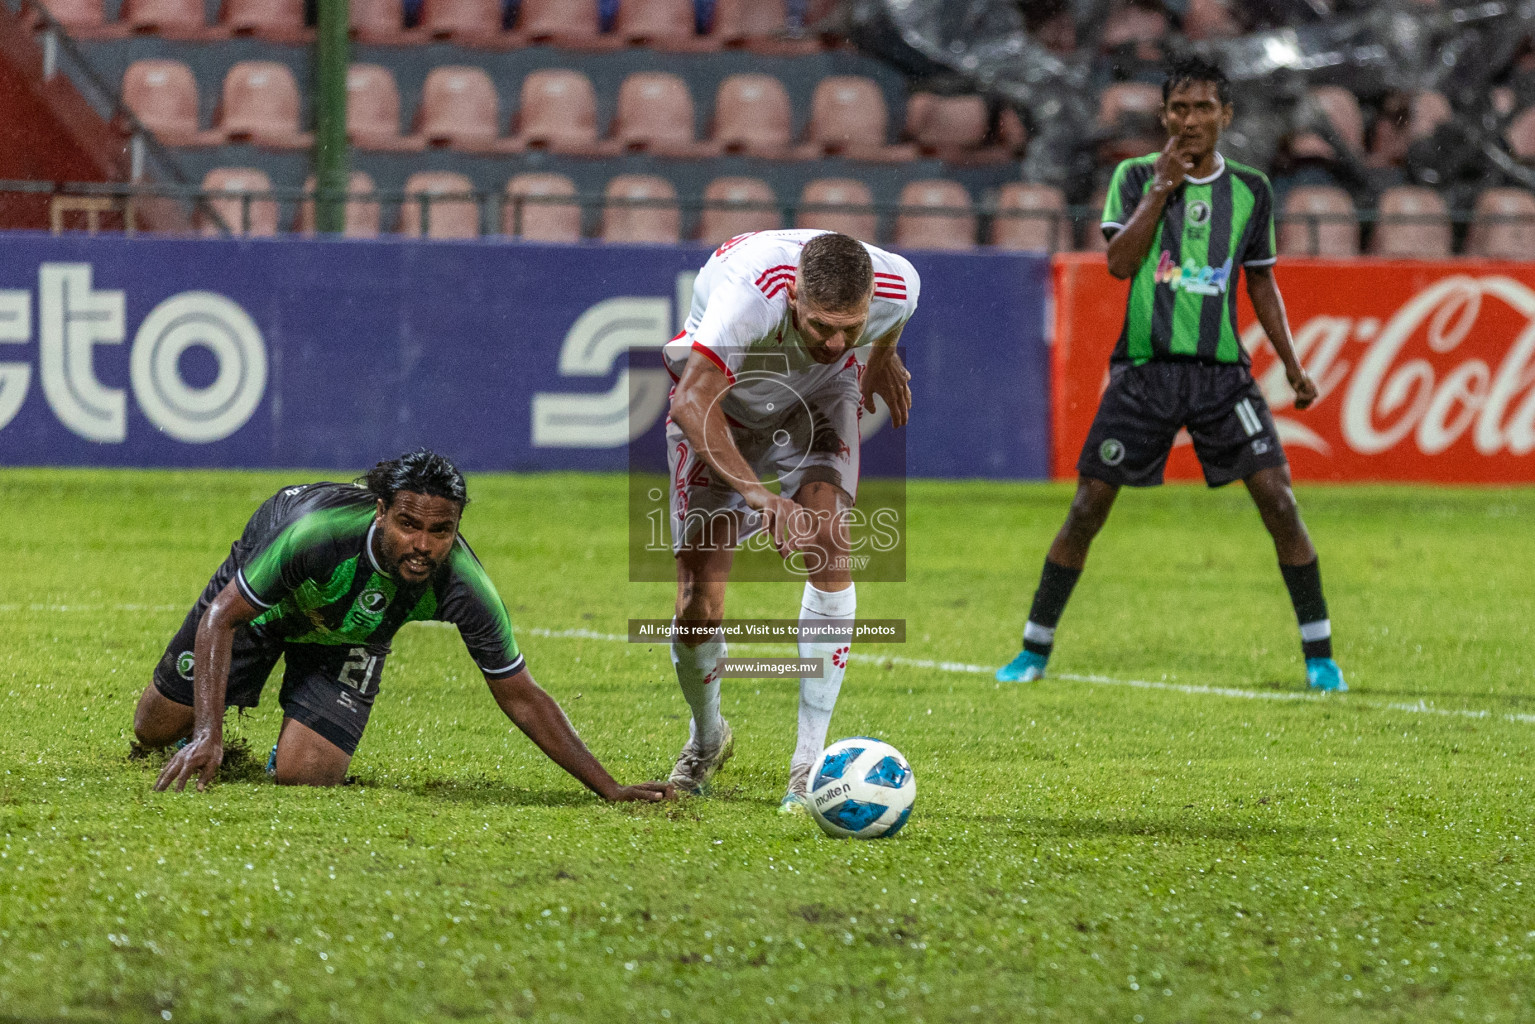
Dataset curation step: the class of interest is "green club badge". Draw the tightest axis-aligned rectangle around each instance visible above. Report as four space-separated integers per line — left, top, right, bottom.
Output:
1099 439 1126 466
176 650 195 680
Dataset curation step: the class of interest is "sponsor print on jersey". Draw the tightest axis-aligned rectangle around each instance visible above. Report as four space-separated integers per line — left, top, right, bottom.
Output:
1154 251 1234 296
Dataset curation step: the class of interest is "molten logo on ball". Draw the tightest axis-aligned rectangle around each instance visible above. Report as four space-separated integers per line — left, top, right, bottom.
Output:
806 737 916 839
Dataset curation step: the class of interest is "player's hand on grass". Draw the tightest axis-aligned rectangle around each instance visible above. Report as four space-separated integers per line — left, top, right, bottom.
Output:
154 734 223 793
608 781 677 803
862 352 912 427
1289 367 1319 410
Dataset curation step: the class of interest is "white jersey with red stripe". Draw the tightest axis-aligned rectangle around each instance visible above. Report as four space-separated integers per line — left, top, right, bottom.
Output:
662 229 920 431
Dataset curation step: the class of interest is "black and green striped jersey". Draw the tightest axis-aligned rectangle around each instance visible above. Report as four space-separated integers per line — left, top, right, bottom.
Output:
1100 153 1276 365
230 482 523 678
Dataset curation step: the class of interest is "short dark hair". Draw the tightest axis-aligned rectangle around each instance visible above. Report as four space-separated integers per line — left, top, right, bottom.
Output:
360 448 469 509
1163 55 1231 107
798 232 874 311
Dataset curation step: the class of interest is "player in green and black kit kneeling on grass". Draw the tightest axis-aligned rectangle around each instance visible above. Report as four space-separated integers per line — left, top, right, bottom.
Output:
133 448 677 800
997 56 1345 693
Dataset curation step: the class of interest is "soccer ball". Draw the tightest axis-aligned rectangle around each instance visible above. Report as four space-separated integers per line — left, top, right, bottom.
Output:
807 737 916 839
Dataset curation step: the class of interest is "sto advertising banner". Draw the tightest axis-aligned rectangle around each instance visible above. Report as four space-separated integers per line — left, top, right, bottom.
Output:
1052 254 1535 484
0 234 1050 479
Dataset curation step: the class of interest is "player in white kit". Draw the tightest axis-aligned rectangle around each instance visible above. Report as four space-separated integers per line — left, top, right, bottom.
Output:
661 229 920 811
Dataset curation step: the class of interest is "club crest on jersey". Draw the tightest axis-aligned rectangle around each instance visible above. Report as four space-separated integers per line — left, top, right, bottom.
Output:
176 651 195 680
1155 251 1233 296
1186 200 1212 226
359 587 388 614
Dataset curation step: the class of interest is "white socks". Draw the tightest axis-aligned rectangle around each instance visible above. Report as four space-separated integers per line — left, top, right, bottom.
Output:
672 621 726 751
794 582 856 771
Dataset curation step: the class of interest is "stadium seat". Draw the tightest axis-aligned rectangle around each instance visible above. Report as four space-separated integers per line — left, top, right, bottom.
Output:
990 182 1070 252
1305 86 1366 155
1179 0 1240 39
1466 187 1535 260
1278 186 1359 257
349 0 419 43
296 171 381 237
710 74 793 158
795 76 916 162
399 171 481 239
503 173 582 241
894 180 975 250
904 93 1013 165
1096 82 1163 161
28 0 128 37
1409 91 1453 140
419 0 504 44
610 72 712 157
601 175 681 244
698 176 780 245
411 66 504 153
1099 1 1166 61
1371 186 1451 258
122 59 214 147
707 0 818 54
513 0 620 49
214 62 310 149
1506 106 1535 161
345 64 422 152
218 0 309 42
198 168 278 236
120 0 218 37
614 0 715 51
507 69 613 156
796 178 876 242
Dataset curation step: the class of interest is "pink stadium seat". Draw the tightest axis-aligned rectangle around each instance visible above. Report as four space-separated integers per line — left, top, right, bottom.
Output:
796 178 876 242
904 93 1013 165
1278 186 1359 257
411 66 503 152
601 175 681 243
419 0 503 44
218 0 309 42
1467 187 1535 260
1409 91 1452 140
1371 186 1451 258
349 0 419 43
399 172 480 239
1179 0 1240 39
1099 2 1166 60
122 59 214 147
614 0 715 51
120 0 217 37
610 72 711 156
1508 107 1535 161
508 69 612 156
1306 86 1366 155
711 73 792 158
215 61 310 149
513 0 619 49
990 182 1070 252
894 179 975 250
346 64 422 152
503 173 582 241
28 0 128 37
698 176 780 245
795 76 916 162
198 168 278 236
707 0 817 54
1096 82 1163 161
296 171 381 237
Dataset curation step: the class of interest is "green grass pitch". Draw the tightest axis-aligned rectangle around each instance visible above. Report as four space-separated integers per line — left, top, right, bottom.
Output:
2 468 1533 1023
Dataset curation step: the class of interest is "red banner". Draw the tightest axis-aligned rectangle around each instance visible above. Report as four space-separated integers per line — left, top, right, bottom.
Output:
1051 254 1535 483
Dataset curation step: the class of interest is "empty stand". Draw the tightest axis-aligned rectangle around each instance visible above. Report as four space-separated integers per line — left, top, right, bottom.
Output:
1409 91 1452 140
1096 82 1163 161
1180 0 1241 39
990 182 1070 252
349 0 419 43
503 173 582 241
1467 187 1535 260
601 174 681 243
419 0 503 44
296 171 381 237
1100 2 1167 60
399 171 480 239
1371 186 1451 258
122 59 212 147
796 76 915 162
120 0 216 38
1278 186 1359 257
698 176 780 245
710 73 792 158
611 72 711 156
707 0 818 54
218 0 309 42
1507 106 1535 161
346 64 422 152
894 180 975 250
1305 86 1366 154
412 66 503 152
904 93 1012 165
508 69 611 156
614 0 715 51
796 178 876 242
30 0 127 37
514 0 620 50
215 61 309 149
198 168 278 236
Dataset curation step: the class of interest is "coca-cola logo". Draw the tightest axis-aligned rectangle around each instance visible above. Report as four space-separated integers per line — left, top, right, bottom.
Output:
1248 275 1535 458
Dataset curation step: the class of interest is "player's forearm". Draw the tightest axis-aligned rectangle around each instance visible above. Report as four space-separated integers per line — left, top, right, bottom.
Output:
1248 270 1301 374
672 398 770 504
1106 190 1170 278
491 676 620 800
189 614 236 741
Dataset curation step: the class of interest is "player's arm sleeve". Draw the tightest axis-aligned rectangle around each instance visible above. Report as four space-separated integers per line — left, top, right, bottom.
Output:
1242 175 1278 267
1100 160 1145 240
234 517 327 609
439 544 524 680
670 276 779 382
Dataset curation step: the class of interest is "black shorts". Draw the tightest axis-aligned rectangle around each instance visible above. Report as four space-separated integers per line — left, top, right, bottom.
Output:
1077 362 1288 488
152 553 385 757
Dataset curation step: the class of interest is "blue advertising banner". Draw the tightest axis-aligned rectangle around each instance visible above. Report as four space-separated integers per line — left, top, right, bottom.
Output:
0 234 1050 478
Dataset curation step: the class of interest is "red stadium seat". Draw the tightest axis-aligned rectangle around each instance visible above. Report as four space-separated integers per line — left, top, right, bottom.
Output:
601 175 681 243
614 0 715 51
198 168 278 236
710 73 792 158
346 64 422 152
1371 186 1451 258
796 178 876 242
1466 187 1535 260
1278 186 1359 257
218 0 309 42
419 0 504 44
28 0 128 37
904 93 1013 165
513 0 620 49
411 66 504 152
894 179 975 250
296 171 381 237
120 0 218 37
122 59 215 147
503 173 582 241
349 0 419 43
215 61 310 149
990 182 1070 252
611 72 712 156
698 176 780 245
507 69 612 156
795 76 916 162
707 0 817 54
399 171 480 239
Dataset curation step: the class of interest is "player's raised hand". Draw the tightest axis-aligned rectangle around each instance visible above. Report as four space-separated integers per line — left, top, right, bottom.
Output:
1152 136 1195 191
862 352 913 427
1289 367 1319 410
154 734 223 793
609 781 677 802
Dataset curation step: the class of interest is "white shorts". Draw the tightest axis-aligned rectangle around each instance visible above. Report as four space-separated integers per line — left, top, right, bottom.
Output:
666 374 861 554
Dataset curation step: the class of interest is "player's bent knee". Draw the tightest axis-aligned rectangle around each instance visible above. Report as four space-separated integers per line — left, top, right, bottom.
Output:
273 764 347 787
133 684 193 747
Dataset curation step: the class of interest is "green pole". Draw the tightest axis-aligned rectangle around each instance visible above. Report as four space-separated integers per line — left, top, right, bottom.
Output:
314 0 350 234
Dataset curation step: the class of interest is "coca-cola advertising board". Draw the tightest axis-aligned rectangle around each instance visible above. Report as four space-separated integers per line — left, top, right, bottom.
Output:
1051 254 1535 483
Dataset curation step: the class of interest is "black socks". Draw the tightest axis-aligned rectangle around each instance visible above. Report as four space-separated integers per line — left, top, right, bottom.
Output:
1280 558 1333 660
1022 558 1082 656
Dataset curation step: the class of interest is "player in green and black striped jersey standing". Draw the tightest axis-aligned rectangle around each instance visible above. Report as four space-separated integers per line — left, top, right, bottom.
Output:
997 56 1345 692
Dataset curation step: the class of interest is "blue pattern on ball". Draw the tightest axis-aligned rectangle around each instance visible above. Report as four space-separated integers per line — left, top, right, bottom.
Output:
813 746 864 791
881 805 913 838
863 755 909 789
826 799 888 832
